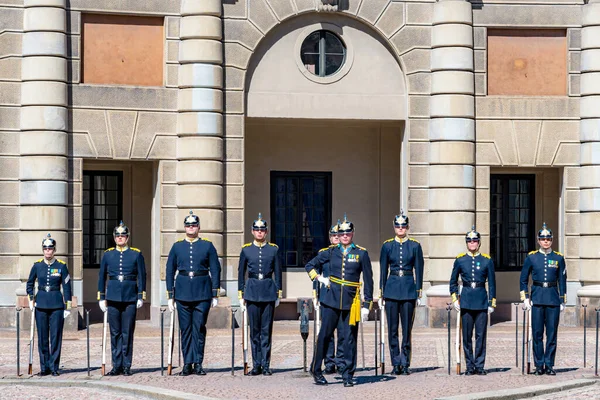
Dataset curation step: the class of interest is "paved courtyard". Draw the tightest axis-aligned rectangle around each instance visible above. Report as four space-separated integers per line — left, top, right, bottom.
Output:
1 318 599 399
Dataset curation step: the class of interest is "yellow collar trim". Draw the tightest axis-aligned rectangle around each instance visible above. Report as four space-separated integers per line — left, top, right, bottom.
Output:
116 246 129 252
185 237 199 243
253 240 267 248
395 236 409 243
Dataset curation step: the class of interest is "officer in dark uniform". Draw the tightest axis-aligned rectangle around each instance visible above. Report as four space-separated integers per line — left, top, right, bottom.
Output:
305 215 374 387
520 223 567 376
379 211 424 375
238 213 282 376
26 233 72 376
166 211 221 376
450 226 496 376
317 222 344 375
98 221 147 376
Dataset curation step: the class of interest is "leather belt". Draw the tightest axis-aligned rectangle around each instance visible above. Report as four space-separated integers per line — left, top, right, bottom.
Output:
109 275 137 282
463 281 486 289
390 270 413 277
533 281 557 288
249 272 272 280
38 285 60 292
179 270 209 278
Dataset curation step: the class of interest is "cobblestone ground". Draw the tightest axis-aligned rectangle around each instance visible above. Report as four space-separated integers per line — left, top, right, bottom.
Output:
530 383 600 399
0 385 149 400
0 320 598 399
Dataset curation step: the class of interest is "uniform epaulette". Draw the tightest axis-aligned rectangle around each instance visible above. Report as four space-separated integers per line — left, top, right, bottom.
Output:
356 244 366 251
456 253 466 258
554 250 563 256
176 239 184 242
318 244 334 252
481 253 491 259
268 242 278 247
130 247 141 252
242 243 252 248
528 250 537 255
56 259 66 264
202 238 211 242
383 238 394 244
105 247 115 252
36 258 43 263
409 238 420 243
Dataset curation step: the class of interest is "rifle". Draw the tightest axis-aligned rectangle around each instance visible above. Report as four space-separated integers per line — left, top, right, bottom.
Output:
242 307 249 375
455 308 462 375
28 307 35 375
380 301 386 374
167 309 175 375
101 310 108 375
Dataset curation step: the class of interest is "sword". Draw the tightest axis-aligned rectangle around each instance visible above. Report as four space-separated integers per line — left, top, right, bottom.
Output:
455 308 462 375
28 306 35 375
101 310 108 375
380 301 386 375
242 307 249 375
527 308 532 374
167 309 175 375
360 315 365 369
16 307 21 377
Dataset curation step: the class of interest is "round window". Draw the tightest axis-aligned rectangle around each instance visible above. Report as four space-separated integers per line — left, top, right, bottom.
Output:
300 30 346 77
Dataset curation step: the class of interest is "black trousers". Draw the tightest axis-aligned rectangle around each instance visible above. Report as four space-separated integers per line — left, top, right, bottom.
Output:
35 308 64 373
386 299 416 367
324 315 344 369
461 308 488 371
177 299 211 365
532 305 560 369
107 301 137 369
310 304 357 380
247 300 275 368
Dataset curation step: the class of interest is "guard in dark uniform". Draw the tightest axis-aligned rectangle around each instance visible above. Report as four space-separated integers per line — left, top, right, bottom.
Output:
450 226 496 376
305 215 374 387
318 222 344 374
26 233 72 376
166 211 221 376
98 221 147 376
238 213 282 376
520 223 567 376
379 211 424 375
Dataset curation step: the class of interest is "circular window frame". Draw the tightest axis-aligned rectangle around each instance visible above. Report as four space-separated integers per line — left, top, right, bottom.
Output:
295 23 354 84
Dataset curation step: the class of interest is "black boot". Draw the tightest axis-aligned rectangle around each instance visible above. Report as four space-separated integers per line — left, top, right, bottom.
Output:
401 366 411 375
262 365 272 376
533 367 545 376
392 365 402 375
311 372 328 385
343 378 354 387
249 365 262 376
545 367 556 376
194 364 207 375
106 367 122 376
180 363 193 376
122 367 132 376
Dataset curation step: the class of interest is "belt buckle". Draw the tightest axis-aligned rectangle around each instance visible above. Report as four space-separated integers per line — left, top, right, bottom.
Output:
398 271 404 277
543 282 548 288
471 282 476 289
258 273 264 280
44 285 50 292
118 275 124 282
188 272 194 278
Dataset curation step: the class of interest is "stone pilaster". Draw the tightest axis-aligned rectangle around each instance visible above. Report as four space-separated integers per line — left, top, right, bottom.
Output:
18 0 69 296
578 0 600 315
426 0 475 327
174 0 224 295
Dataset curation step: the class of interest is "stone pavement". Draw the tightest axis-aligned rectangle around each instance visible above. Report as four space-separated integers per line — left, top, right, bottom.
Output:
1 320 599 400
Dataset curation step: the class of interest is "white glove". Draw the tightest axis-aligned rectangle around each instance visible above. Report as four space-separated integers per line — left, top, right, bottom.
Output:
275 298 280 308
523 298 532 311
378 297 385 309
312 296 318 308
240 298 246 312
317 275 330 287
488 306 494 314
99 300 107 313
29 300 34 311
417 298 422 307
361 307 370 323
168 298 176 312
136 299 143 309
560 304 565 312
453 300 460 312
211 297 218 308
63 310 71 319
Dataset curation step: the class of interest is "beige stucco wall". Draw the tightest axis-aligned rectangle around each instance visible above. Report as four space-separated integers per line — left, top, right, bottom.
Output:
245 118 402 298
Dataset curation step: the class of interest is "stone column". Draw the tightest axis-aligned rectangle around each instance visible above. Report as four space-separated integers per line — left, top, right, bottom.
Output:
578 0 600 322
18 0 71 325
174 0 228 325
426 0 475 327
